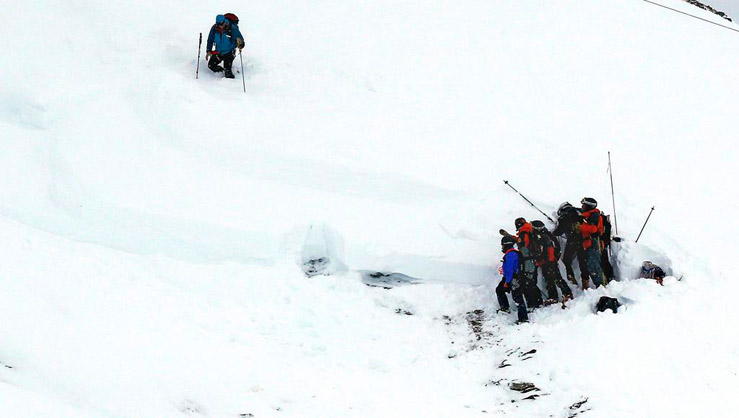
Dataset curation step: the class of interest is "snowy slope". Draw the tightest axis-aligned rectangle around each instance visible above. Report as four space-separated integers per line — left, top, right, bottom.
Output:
2 0 739 417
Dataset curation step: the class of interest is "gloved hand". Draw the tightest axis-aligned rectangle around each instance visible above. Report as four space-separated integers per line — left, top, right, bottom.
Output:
502 281 509 291
237 38 244 50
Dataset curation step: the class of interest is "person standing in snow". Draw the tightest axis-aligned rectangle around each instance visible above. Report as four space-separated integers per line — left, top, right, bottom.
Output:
577 197 606 288
553 202 590 289
531 220 573 304
514 217 543 309
206 14 244 79
496 235 528 323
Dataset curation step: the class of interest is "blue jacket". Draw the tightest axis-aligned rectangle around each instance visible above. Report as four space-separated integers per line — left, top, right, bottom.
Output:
502 249 519 284
206 15 244 55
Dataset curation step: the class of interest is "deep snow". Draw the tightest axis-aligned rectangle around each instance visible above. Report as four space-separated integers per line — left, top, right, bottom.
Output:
2 0 739 417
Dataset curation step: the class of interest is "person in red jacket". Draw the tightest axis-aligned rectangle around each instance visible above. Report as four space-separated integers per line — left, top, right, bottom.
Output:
578 197 606 288
515 217 543 309
531 220 573 304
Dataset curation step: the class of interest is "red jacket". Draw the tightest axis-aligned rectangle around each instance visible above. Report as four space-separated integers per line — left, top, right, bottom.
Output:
580 208 602 249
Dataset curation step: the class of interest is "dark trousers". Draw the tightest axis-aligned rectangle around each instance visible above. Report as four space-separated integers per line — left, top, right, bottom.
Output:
585 246 605 287
541 262 573 301
208 51 235 74
521 272 543 309
601 244 614 282
563 238 588 284
496 280 528 322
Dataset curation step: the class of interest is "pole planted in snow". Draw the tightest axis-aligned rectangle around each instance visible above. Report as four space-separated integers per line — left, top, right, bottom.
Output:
239 49 246 93
196 33 202 79
503 180 554 223
635 206 655 243
608 151 618 235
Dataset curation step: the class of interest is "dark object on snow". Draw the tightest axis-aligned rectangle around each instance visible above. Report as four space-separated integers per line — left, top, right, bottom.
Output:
360 271 421 288
509 381 539 394
596 296 621 313
302 257 329 277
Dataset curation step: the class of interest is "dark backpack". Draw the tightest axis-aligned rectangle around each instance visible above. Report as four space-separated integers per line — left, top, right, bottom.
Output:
601 214 612 245
533 230 561 261
546 230 562 260
596 296 620 313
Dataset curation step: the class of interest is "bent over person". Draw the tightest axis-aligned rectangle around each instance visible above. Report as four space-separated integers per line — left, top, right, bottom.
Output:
206 14 244 79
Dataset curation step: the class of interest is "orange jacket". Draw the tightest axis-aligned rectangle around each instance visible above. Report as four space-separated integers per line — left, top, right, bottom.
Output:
581 208 602 249
517 222 533 249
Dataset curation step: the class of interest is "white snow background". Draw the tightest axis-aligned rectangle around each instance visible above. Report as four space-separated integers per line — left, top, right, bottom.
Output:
1 0 738 417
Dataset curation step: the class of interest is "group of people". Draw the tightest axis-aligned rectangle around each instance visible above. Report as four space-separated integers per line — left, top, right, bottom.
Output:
496 197 615 323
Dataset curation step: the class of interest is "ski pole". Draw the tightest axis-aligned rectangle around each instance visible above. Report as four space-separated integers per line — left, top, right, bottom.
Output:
239 49 246 93
503 180 554 223
608 152 618 235
196 33 202 79
635 206 655 243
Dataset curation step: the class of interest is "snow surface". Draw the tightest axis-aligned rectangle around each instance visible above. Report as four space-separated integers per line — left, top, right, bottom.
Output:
2 0 739 417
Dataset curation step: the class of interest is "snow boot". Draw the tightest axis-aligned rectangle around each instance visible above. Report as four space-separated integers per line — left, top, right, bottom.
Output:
496 307 510 314
225 70 235 79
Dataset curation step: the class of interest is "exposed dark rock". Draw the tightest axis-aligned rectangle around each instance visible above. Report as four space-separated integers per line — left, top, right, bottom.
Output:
684 0 733 21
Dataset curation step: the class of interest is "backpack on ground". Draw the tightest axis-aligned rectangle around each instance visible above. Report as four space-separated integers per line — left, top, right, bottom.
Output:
596 296 620 313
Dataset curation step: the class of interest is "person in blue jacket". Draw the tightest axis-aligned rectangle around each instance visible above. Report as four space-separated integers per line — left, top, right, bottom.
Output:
206 14 244 79
495 235 529 323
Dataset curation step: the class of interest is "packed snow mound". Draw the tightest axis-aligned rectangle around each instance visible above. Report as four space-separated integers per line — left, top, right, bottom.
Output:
2 0 739 417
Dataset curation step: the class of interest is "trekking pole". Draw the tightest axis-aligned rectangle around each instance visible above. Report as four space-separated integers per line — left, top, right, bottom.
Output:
503 180 554 223
608 152 618 235
239 49 246 93
635 206 655 243
196 33 202 79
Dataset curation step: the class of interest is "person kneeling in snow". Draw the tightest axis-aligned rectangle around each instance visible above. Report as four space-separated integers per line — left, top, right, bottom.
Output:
496 235 529 324
206 14 244 79
639 261 666 285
